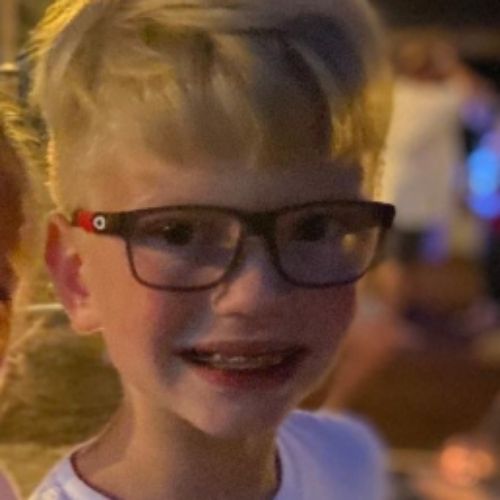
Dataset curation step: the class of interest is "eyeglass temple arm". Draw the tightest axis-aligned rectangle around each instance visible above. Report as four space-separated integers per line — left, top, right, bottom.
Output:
71 210 124 235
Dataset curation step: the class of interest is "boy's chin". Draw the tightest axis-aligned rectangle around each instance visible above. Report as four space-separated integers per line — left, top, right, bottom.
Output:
184 403 293 441
175 376 319 440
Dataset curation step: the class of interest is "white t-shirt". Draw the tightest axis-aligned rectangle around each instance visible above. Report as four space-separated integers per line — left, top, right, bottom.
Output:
30 410 388 500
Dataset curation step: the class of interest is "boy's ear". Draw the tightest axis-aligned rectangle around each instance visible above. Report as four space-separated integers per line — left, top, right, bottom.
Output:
45 213 101 334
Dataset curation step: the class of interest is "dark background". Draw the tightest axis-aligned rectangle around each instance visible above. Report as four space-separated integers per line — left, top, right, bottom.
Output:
17 0 500 32
372 0 500 28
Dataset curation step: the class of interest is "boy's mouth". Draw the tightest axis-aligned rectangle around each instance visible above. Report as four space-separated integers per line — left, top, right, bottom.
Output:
176 341 308 375
180 348 301 371
176 342 309 390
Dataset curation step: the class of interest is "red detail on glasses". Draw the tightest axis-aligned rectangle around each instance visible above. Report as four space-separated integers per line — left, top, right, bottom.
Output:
76 211 96 233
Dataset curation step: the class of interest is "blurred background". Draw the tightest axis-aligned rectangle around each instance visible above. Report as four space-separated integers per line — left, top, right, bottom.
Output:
1 0 500 498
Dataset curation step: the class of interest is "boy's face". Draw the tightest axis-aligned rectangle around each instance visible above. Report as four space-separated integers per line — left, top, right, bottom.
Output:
51 142 361 438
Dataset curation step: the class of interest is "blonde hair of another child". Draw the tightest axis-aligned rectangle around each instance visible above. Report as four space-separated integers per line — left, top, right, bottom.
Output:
0 96 41 284
0 95 43 350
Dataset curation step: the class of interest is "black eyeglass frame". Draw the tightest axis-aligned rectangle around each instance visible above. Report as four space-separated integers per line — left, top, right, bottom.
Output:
71 200 395 292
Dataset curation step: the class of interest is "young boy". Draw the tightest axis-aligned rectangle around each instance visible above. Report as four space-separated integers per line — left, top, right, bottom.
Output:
29 0 394 498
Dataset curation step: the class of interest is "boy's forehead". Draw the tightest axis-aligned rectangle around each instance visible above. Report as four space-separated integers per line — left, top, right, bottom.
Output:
84 142 363 211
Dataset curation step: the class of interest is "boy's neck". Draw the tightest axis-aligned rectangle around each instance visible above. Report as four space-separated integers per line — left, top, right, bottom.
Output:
74 402 281 500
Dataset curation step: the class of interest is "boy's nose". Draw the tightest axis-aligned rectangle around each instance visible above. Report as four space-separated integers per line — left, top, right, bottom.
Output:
211 237 289 315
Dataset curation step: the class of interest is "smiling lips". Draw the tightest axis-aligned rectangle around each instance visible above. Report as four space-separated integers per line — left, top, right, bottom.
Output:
177 341 307 379
183 349 300 371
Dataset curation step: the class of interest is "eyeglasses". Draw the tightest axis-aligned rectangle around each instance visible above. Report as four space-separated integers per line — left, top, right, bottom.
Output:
71 201 395 291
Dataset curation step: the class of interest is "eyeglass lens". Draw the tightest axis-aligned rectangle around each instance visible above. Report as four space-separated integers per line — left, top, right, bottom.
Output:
130 208 242 289
275 205 380 286
127 205 384 289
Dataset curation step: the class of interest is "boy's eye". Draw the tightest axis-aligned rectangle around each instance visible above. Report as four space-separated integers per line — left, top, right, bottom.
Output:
158 221 195 246
291 212 349 242
292 214 333 241
134 217 198 248
137 214 226 248
135 210 241 251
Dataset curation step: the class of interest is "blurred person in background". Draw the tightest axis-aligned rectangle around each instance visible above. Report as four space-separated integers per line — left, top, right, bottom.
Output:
0 92 41 499
382 37 469 267
375 35 498 345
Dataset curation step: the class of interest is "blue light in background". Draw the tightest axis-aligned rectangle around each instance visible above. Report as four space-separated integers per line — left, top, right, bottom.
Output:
469 148 499 196
469 194 500 219
468 142 500 219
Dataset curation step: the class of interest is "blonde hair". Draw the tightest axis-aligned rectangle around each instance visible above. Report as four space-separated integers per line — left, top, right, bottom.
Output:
30 0 392 211
0 95 42 275
0 93 44 349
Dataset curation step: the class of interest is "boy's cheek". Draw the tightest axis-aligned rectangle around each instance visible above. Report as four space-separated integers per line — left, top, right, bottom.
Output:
93 282 209 352
292 287 356 399
78 241 208 345
307 287 356 375
306 285 357 342
312 287 357 368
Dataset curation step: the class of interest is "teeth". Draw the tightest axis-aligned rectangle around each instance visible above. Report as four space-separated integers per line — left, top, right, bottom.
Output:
190 351 289 370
